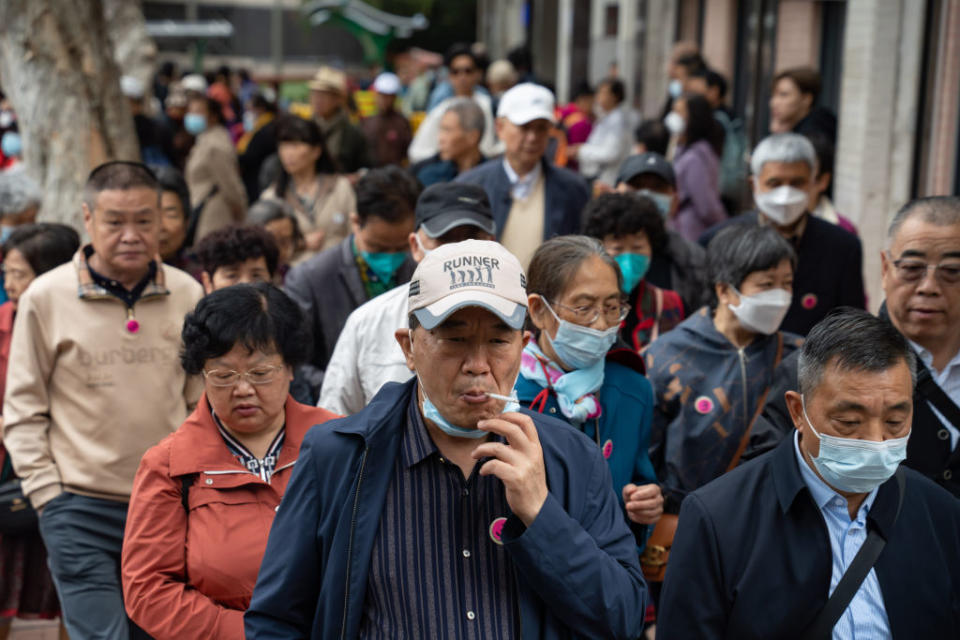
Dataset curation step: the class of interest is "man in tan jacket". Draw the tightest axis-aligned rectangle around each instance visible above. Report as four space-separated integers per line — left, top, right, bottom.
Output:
3 162 204 639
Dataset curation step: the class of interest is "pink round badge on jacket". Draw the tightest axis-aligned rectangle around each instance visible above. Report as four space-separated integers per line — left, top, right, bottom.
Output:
602 439 614 459
801 293 818 310
694 396 714 414
489 517 507 545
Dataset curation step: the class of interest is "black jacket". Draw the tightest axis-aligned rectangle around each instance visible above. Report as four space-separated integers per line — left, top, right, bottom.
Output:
699 212 865 335
658 437 960 639
745 305 960 498
283 236 416 398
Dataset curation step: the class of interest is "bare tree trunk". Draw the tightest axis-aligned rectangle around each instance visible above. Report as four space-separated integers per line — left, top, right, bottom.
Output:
0 0 140 228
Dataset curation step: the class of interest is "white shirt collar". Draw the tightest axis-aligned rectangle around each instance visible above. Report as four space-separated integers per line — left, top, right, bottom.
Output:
907 339 960 376
502 158 542 200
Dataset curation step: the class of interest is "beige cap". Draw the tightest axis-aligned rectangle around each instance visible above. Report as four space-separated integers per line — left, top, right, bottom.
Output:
309 66 347 94
409 240 527 330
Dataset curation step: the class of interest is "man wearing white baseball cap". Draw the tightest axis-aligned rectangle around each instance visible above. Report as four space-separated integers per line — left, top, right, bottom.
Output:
247 240 648 639
458 83 590 269
362 72 412 167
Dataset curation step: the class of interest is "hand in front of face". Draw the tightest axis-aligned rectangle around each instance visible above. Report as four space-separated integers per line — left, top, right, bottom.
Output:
472 412 548 527
622 483 663 525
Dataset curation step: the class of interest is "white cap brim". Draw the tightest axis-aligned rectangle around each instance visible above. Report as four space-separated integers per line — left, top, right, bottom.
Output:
501 108 555 126
413 290 526 330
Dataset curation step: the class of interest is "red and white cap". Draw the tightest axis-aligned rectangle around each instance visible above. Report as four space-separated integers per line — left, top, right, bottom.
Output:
409 240 527 330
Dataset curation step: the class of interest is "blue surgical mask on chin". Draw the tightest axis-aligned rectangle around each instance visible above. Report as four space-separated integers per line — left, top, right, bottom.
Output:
801 395 909 494
411 331 520 439
543 299 618 370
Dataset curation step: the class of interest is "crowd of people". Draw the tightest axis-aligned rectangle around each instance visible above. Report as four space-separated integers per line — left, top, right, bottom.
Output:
0 38 958 640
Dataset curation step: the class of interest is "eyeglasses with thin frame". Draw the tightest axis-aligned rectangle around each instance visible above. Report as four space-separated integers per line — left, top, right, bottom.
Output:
202 364 285 388
545 297 631 327
887 251 960 285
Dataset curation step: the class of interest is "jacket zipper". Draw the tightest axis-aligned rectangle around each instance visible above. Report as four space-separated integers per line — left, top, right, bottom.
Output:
737 348 749 430
340 446 369 640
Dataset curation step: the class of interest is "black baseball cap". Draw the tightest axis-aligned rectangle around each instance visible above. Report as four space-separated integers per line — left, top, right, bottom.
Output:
415 183 496 238
616 153 676 187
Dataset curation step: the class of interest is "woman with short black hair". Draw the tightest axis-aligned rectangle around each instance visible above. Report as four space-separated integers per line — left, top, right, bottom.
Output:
153 166 192 267
121 283 337 639
0 222 79 639
260 115 356 261
643 225 802 574
584 193 685 349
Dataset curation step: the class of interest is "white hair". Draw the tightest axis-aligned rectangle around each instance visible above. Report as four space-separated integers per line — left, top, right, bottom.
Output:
750 133 816 176
0 166 42 217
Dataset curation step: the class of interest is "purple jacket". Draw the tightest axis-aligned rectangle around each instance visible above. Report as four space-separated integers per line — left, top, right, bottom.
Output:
671 140 726 242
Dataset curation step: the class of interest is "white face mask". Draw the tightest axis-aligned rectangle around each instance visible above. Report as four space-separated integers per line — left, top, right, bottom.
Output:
754 185 809 226
728 287 791 335
664 111 686 136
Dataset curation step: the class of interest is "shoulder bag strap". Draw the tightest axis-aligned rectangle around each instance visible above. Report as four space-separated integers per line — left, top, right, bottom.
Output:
915 363 960 429
801 468 906 640
651 286 663 343
726 332 784 472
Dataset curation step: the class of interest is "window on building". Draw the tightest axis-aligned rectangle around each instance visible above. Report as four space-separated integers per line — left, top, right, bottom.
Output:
605 4 619 37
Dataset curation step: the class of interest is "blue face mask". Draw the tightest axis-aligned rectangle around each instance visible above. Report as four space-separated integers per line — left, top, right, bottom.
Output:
0 226 14 243
361 249 408 284
1 131 22 158
801 395 909 494
242 111 256 132
636 189 673 219
183 113 208 135
614 253 650 294
668 79 684 99
543 300 618 370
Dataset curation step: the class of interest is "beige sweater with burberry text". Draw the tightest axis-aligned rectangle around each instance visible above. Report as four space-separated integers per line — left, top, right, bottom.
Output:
2 256 204 509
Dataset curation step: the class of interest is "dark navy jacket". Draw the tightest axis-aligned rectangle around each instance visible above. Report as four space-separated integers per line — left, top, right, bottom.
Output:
658 437 960 639
245 379 648 639
456 157 589 242
698 211 865 336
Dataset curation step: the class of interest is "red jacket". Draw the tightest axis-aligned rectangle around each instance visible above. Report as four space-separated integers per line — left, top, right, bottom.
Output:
121 394 338 639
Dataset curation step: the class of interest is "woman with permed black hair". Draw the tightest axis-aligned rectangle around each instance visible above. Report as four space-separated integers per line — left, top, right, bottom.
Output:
120 283 338 639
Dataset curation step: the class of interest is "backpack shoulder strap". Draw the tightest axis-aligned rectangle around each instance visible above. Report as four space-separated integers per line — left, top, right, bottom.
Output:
181 474 196 511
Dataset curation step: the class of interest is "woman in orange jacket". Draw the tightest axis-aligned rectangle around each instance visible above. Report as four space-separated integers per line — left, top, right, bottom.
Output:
121 283 338 639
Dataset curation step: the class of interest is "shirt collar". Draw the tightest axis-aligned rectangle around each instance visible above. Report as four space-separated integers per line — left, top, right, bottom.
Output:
502 158 542 199
793 430 878 516
908 338 960 376
401 384 439 468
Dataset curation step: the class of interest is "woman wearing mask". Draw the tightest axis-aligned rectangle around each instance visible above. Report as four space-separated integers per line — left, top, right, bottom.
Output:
184 95 248 242
663 93 726 242
583 193 685 350
642 225 801 578
122 284 338 639
514 236 663 547
260 116 355 263
0 223 80 640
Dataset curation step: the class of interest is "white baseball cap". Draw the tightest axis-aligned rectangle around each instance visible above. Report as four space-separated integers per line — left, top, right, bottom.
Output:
372 72 402 95
409 240 527 330
496 83 556 125
181 74 208 94
120 75 145 99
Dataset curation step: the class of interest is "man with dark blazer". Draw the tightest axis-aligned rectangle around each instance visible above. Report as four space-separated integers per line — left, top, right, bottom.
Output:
457 83 589 268
658 310 960 638
745 196 960 498
699 133 864 335
284 167 419 402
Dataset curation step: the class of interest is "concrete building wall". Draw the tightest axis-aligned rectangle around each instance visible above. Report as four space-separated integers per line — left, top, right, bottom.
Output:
774 1 820 71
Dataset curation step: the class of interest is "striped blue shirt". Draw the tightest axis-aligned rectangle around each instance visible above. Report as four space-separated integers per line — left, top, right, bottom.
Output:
358 390 518 639
793 432 891 640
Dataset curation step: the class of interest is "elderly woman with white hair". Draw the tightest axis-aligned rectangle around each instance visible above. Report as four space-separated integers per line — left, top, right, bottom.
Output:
0 168 41 305
698 132 865 335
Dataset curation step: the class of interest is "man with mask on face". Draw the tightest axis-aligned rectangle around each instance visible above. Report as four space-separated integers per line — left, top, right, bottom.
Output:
658 309 960 639
699 133 865 335
246 240 649 639
615 152 710 313
284 166 419 402
318 183 497 415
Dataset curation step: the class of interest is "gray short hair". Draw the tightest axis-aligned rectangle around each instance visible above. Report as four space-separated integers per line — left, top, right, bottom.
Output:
443 97 485 138
750 133 816 177
0 167 42 218
527 235 622 302
887 195 960 242
797 308 916 396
